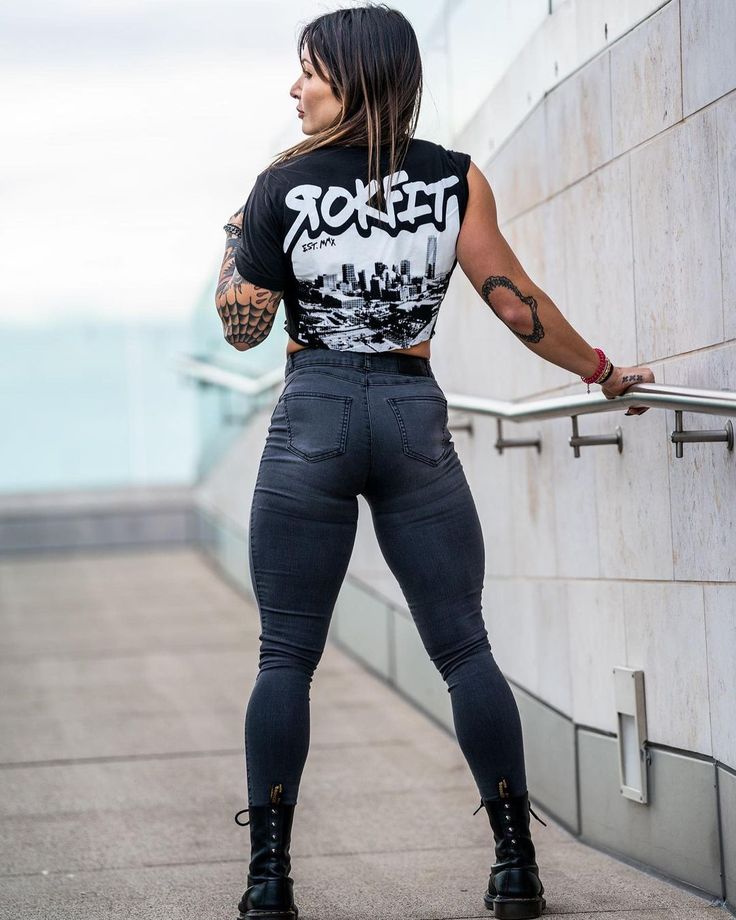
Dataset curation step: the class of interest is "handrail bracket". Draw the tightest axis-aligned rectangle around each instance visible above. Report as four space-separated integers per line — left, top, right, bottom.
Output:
671 411 734 459
495 418 542 455
569 415 623 458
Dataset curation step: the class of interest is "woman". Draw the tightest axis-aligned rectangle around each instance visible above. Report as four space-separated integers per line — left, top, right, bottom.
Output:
215 5 654 919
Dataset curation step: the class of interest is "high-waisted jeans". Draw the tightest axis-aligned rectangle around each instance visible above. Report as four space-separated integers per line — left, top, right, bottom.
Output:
245 347 527 806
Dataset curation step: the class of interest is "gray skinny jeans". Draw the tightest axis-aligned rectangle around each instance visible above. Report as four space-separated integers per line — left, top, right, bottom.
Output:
245 347 528 806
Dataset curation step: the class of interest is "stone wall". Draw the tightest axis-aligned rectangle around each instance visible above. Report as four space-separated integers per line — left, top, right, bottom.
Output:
431 0 735 766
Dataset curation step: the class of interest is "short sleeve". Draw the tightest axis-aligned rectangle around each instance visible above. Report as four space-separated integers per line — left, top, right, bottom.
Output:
444 148 472 224
233 168 288 291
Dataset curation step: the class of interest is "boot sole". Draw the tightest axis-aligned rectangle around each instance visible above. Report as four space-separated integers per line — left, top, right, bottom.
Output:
238 910 298 919
484 892 546 919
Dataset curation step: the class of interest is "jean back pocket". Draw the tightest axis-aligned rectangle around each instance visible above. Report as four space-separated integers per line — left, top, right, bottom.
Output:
387 394 451 466
283 392 353 461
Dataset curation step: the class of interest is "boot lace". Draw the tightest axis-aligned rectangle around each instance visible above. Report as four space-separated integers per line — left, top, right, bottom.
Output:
234 807 250 826
472 797 548 827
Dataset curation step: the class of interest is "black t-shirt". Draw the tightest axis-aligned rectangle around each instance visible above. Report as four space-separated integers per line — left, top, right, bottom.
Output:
234 137 471 352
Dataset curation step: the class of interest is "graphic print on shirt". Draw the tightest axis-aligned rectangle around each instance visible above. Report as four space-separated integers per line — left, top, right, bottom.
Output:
284 167 462 352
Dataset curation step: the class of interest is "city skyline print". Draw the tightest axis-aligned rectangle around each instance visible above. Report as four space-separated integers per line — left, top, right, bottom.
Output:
286 168 463 352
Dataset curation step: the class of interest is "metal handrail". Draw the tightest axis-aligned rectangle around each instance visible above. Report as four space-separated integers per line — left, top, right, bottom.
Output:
442 382 736 421
176 354 736 457
175 355 284 396
176 354 736 420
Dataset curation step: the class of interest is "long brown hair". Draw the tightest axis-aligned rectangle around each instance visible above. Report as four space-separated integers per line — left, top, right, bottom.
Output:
268 2 423 212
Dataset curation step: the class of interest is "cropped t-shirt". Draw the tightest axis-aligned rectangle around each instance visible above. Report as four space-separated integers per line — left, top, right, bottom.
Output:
233 138 471 353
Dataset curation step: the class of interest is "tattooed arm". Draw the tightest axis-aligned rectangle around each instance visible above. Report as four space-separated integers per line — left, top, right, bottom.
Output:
216 208 282 351
457 162 603 378
456 163 655 412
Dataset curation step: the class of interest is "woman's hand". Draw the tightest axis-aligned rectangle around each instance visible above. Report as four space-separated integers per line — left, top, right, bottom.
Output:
601 364 655 415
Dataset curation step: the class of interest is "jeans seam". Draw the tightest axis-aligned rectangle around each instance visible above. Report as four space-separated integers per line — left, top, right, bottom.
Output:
247 486 263 807
365 381 374 485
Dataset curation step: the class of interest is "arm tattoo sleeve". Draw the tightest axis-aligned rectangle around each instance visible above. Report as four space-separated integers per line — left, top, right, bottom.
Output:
215 238 282 349
481 275 545 344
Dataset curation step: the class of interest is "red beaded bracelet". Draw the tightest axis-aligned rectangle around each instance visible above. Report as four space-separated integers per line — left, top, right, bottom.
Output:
581 347 607 384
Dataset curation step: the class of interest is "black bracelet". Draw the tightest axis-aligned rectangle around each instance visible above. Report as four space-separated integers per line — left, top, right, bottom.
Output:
599 362 615 384
223 223 242 237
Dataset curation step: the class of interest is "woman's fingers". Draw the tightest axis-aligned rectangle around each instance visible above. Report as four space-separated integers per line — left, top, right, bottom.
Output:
620 365 654 415
598 365 653 414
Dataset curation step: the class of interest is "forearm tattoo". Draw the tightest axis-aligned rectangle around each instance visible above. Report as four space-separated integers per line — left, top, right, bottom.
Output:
621 374 644 383
215 239 282 348
481 275 545 344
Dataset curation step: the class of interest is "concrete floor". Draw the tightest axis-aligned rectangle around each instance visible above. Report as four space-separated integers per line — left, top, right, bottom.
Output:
0 546 730 919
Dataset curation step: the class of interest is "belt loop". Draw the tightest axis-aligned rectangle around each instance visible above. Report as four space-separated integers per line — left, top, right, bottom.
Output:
365 355 371 370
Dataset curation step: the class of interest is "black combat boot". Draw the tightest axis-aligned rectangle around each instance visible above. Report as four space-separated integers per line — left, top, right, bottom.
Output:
473 777 547 919
233 782 299 919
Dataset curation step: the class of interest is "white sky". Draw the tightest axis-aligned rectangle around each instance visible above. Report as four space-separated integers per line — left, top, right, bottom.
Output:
0 0 449 327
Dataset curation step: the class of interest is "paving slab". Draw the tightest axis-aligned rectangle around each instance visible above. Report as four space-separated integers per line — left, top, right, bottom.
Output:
0 547 729 919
